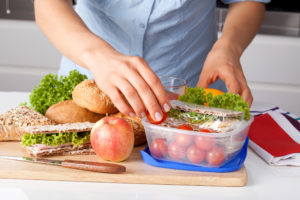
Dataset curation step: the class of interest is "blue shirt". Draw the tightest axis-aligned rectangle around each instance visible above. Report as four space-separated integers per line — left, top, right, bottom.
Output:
59 0 270 91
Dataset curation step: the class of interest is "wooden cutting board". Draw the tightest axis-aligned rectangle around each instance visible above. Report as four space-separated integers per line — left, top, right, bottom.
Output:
0 142 247 186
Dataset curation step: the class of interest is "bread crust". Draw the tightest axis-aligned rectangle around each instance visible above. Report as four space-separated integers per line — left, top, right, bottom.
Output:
45 100 104 124
112 112 146 146
72 79 118 114
22 122 95 134
0 125 24 141
25 143 95 157
0 106 55 141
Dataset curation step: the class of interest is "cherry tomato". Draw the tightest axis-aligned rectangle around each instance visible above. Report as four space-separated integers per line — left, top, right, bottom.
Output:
174 133 194 147
168 141 186 161
199 129 211 133
194 135 215 151
150 138 167 158
146 111 168 125
177 124 193 130
187 144 205 163
174 124 194 147
206 146 225 166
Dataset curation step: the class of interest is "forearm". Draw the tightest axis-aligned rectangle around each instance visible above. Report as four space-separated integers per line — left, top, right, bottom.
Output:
34 0 115 69
216 1 265 57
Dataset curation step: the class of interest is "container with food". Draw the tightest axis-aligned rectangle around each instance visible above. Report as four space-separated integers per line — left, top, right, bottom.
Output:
142 87 253 168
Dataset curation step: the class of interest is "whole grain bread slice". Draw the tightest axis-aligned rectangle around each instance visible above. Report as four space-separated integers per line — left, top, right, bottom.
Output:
0 106 55 141
22 122 95 134
170 100 244 117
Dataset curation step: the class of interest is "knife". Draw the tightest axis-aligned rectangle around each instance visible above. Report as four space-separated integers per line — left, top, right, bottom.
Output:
0 155 126 174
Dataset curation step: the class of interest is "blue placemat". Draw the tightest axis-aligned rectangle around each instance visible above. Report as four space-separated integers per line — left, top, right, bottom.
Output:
140 137 249 173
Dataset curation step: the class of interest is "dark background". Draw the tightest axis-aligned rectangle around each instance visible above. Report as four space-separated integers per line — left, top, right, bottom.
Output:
217 0 300 13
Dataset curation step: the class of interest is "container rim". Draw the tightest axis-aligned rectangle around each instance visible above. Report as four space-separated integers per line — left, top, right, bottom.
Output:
141 115 254 137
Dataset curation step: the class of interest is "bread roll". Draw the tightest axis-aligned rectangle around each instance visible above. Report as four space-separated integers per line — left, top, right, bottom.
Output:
112 112 146 146
0 106 55 141
45 100 104 124
72 79 118 114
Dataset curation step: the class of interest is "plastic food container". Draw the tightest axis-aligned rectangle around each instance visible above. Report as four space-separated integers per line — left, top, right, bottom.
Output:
142 116 254 168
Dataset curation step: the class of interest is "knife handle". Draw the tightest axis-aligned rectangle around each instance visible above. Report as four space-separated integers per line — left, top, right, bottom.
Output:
61 160 126 174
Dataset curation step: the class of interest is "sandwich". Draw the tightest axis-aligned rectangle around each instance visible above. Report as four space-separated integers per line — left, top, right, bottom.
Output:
163 100 245 133
21 122 95 157
0 106 55 141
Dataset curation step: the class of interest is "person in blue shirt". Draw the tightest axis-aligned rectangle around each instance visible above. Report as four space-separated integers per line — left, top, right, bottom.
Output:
34 0 269 122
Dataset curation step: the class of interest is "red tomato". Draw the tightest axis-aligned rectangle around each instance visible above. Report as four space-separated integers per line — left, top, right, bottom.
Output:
174 124 194 147
146 112 168 125
194 135 215 151
177 124 193 130
168 141 186 161
187 144 205 163
150 138 167 158
199 129 211 133
174 134 194 147
206 146 225 166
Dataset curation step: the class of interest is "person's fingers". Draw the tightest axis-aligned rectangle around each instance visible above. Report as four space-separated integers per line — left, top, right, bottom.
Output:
220 67 253 106
133 57 170 113
124 67 167 120
241 86 253 107
197 69 212 88
103 85 134 116
111 76 146 117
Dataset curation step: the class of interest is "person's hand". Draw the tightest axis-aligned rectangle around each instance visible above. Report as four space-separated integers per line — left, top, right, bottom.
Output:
197 41 253 106
83 48 170 121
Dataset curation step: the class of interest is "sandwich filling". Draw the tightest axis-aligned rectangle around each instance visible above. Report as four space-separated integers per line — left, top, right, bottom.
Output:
168 108 243 124
162 100 246 133
21 131 90 147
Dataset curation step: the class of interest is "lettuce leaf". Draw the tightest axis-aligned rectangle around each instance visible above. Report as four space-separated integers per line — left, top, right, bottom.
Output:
29 70 87 114
178 87 250 120
21 132 90 147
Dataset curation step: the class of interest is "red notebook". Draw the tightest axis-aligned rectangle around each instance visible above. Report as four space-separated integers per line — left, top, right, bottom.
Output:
248 111 300 166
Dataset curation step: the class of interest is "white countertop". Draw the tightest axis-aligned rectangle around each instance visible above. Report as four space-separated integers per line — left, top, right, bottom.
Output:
0 91 299 200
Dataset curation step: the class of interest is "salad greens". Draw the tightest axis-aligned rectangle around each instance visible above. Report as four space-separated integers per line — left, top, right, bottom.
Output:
169 108 214 124
21 132 90 147
178 87 250 120
29 70 87 115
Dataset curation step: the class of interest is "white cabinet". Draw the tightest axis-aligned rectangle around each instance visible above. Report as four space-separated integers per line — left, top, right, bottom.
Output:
0 19 61 92
241 34 300 116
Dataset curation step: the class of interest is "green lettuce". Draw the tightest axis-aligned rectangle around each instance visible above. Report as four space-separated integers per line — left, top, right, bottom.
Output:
21 132 90 147
169 108 214 124
29 70 87 115
178 87 250 120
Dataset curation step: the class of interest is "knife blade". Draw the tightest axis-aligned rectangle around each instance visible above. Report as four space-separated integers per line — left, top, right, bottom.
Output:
0 155 126 174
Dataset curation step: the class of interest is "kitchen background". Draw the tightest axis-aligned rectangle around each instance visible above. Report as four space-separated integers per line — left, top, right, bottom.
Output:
0 0 299 115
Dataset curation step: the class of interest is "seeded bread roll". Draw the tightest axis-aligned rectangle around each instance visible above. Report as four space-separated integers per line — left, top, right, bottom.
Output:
72 79 118 114
45 100 104 124
0 106 55 141
112 112 146 146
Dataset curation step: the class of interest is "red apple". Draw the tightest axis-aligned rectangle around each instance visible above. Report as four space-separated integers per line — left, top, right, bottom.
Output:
90 117 134 162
